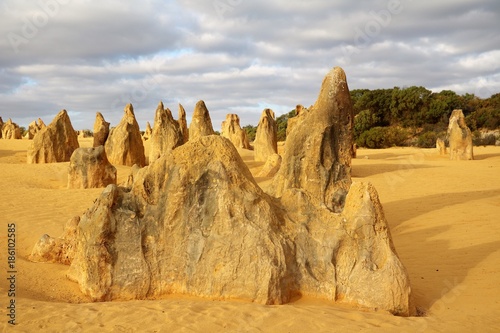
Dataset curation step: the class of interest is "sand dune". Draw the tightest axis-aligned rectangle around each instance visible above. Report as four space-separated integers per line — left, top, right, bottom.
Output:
1 138 499 332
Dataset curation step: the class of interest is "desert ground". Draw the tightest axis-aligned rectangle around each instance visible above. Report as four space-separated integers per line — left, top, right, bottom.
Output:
0 137 499 332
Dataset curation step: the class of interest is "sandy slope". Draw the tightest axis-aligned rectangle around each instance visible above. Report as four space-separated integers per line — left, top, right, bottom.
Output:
0 138 499 332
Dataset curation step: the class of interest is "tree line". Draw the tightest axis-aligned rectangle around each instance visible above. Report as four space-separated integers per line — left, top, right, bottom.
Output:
244 87 500 148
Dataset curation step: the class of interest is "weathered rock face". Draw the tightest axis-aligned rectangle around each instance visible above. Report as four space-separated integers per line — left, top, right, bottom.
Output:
67 136 292 304
104 104 146 167
93 112 110 147
1 118 22 140
67 146 117 189
27 119 45 139
188 100 215 140
221 114 251 149
0 117 3 138
436 138 446 155
270 67 353 213
286 104 309 137
148 101 184 163
27 110 80 164
257 153 281 178
447 109 473 160
254 109 278 162
31 68 414 317
177 104 189 143
143 122 152 141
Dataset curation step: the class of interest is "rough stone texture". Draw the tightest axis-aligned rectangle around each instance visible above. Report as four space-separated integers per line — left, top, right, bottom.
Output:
1 118 22 140
177 104 189 143
257 153 281 177
447 109 473 160
27 119 45 139
286 105 309 137
254 109 278 162
436 138 447 155
104 104 146 167
67 146 117 189
27 110 80 164
188 100 215 140
0 117 3 138
149 101 184 163
31 68 414 317
143 122 152 141
29 216 80 265
270 67 353 213
221 114 251 149
93 112 110 147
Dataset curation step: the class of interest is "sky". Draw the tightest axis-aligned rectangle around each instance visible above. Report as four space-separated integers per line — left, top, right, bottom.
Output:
1 0 499 131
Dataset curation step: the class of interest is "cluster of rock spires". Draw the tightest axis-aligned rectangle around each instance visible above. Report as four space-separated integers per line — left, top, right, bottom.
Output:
30 67 416 316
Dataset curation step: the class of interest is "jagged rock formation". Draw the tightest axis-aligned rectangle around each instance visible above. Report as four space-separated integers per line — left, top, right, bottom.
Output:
286 104 309 137
254 109 278 162
143 122 153 141
178 104 189 143
436 138 446 155
447 109 473 160
1 118 22 140
93 112 110 147
270 67 353 213
29 216 80 265
67 146 117 189
221 114 251 149
27 110 80 163
148 102 184 163
257 153 281 177
27 118 45 139
30 68 414 317
189 100 215 140
0 117 3 138
104 104 146 167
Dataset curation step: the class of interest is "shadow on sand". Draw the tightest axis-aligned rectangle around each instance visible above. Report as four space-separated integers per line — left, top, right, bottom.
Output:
352 163 437 178
384 189 500 310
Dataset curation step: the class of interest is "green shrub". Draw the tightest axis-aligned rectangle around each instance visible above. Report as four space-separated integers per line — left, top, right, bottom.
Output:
357 126 411 148
356 127 387 148
417 131 438 148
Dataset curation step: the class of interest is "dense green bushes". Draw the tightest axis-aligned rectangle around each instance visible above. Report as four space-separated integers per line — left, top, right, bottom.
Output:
356 126 410 148
241 89 499 148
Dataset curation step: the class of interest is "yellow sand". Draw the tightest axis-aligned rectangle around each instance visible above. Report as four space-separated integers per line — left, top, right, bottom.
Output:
0 138 499 332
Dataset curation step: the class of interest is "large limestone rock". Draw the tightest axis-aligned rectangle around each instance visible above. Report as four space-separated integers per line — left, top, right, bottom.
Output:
104 104 146 167
270 67 353 213
188 100 215 140
67 146 117 189
447 109 473 160
30 68 414 317
93 112 110 147
221 114 251 149
27 110 80 164
2 118 22 140
177 104 189 143
254 109 278 162
148 102 184 163
67 136 290 303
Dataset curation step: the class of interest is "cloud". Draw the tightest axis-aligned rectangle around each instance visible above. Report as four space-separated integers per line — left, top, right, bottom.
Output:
0 0 499 130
